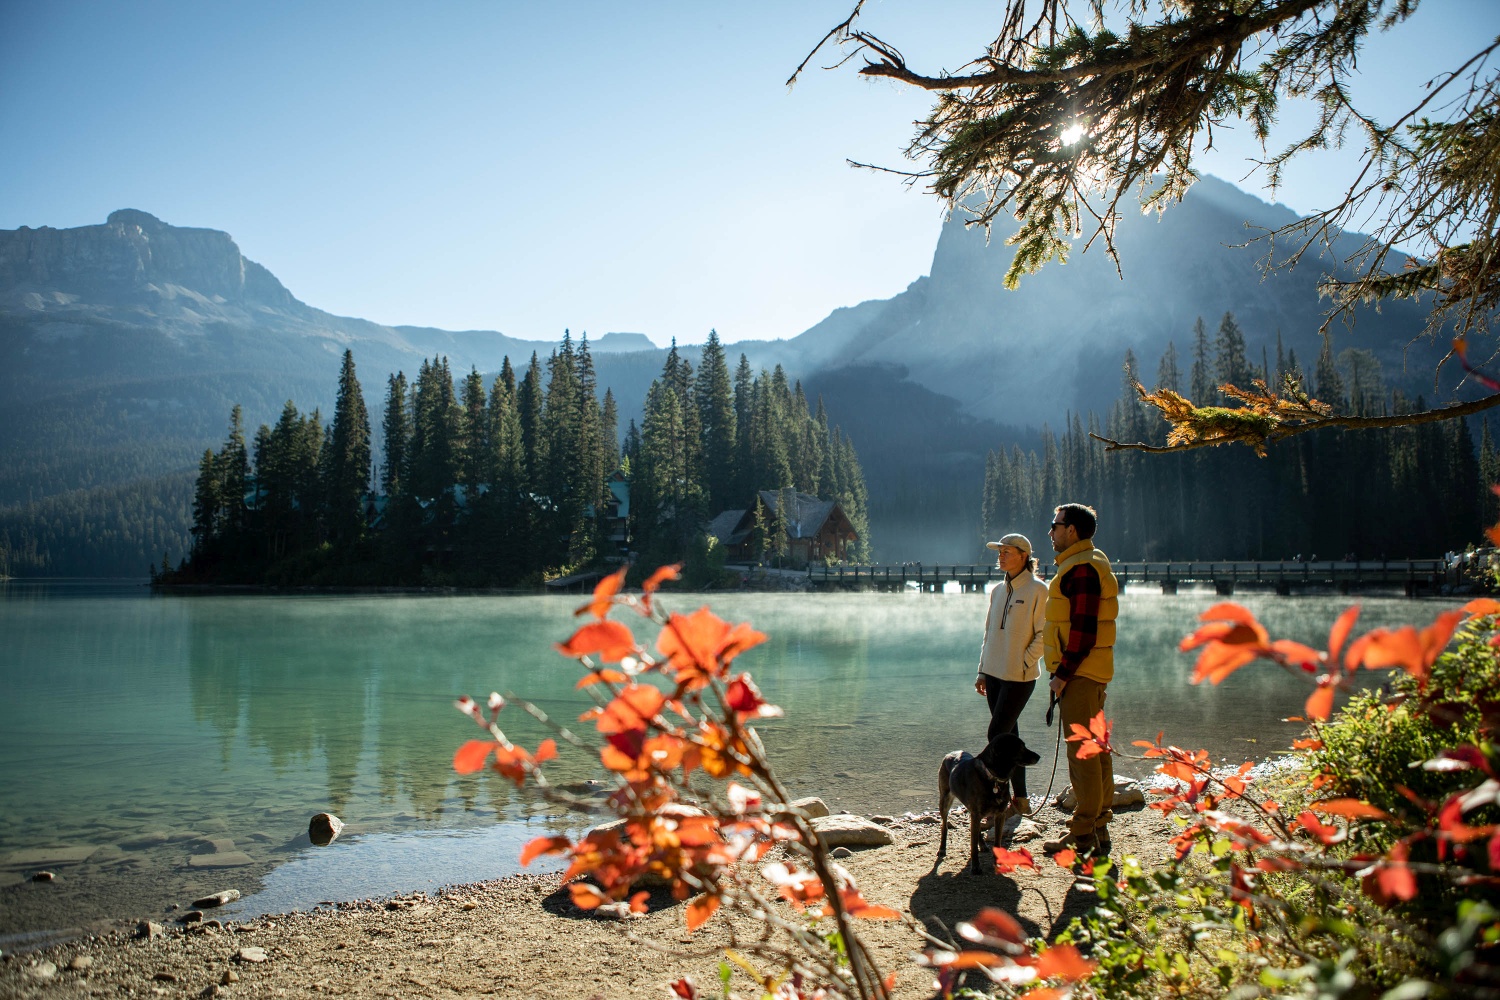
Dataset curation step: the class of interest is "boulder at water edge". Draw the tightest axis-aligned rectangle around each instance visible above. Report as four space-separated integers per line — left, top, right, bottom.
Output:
810 815 894 847
309 813 344 846
1053 777 1146 812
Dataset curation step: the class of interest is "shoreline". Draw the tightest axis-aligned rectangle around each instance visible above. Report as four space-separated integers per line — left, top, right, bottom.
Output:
0 803 1177 999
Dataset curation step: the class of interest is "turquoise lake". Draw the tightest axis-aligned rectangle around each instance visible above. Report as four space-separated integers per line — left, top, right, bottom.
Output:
0 582 1454 944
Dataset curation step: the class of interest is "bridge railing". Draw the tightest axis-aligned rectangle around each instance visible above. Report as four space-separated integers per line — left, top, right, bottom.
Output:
805 559 1450 590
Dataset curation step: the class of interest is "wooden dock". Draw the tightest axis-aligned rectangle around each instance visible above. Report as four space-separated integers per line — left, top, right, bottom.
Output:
806 559 1451 595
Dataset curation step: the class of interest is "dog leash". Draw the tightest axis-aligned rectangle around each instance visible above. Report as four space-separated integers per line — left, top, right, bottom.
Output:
1018 693 1065 820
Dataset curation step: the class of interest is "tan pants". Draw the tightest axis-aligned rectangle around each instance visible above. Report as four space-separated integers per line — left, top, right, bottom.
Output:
1058 675 1113 839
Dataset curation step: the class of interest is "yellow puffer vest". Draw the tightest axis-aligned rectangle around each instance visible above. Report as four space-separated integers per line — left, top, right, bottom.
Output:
1043 539 1119 684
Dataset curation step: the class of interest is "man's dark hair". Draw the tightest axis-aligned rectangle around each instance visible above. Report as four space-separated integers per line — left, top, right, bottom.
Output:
1054 502 1098 539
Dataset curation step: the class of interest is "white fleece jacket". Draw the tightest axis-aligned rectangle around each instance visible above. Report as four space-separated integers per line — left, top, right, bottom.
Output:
977 570 1047 682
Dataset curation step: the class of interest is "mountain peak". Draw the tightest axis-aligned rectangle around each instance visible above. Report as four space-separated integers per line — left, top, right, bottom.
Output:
106 208 168 231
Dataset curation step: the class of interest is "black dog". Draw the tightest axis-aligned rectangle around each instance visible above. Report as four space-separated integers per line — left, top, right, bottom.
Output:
936 732 1042 874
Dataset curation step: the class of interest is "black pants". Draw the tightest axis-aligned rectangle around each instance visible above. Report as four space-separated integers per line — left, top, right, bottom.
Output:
984 676 1036 798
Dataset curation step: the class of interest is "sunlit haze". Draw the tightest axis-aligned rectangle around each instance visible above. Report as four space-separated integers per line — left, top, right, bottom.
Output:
2 0 1492 345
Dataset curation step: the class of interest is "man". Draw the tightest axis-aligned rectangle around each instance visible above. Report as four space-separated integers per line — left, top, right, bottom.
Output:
1040 503 1118 857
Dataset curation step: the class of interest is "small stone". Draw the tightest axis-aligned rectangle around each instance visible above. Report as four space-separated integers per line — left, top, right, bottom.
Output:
831 846 853 858
461 901 477 911
221 969 240 984
68 955 93 971
308 813 344 847
235 946 269 963
1009 819 1044 843
786 796 830 819
870 815 895 825
154 971 180 982
180 910 205 924
137 920 166 939
26 960 58 980
810 815 895 847
192 889 240 908
200 986 222 998
31 870 56 882
166 903 180 911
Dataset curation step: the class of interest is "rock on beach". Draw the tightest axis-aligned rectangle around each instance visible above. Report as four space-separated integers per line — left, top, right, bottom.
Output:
810 815 894 847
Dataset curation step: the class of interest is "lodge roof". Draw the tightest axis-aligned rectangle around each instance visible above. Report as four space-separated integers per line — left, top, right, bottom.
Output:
757 490 843 540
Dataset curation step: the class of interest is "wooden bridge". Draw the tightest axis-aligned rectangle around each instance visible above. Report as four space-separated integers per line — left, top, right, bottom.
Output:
806 558 1453 595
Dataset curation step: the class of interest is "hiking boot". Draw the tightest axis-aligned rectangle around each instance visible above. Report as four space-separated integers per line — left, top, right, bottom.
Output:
1042 832 1097 856
1095 829 1112 855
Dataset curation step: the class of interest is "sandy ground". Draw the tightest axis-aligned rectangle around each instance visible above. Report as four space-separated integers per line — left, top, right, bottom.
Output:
0 800 1174 1000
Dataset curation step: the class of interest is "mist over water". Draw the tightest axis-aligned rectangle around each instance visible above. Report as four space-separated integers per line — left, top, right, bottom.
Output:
0 583 1444 939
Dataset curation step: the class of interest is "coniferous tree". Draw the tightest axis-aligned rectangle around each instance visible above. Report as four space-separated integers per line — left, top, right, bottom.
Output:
459 367 489 486
517 353 547 490
1214 311 1252 391
1156 342 1181 392
695 329 736 513
601 389 620 474
1189 317 1214 403
324 350 371 545
382 373 410 497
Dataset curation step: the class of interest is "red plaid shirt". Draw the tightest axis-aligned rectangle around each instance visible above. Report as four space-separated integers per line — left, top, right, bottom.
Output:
1053 562 1101 681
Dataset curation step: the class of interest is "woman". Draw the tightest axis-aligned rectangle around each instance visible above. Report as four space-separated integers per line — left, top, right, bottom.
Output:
974 532 1047 817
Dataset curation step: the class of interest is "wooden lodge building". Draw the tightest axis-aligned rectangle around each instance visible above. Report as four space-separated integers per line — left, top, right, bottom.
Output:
706 490 858 565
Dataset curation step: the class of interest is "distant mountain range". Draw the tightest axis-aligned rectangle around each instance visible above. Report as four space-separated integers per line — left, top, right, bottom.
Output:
0 180 1449 569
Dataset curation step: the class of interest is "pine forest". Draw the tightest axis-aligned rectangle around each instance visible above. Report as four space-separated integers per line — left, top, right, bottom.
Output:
167 332 872 587
982 313 1489 561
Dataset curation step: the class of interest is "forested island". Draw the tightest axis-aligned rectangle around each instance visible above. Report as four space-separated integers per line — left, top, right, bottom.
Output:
162 332 871 588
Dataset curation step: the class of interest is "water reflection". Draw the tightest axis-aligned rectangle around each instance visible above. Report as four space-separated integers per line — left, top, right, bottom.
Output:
0 583 1453 937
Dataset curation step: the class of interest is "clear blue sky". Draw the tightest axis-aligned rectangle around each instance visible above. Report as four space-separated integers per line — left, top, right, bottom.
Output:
2 1 1493 345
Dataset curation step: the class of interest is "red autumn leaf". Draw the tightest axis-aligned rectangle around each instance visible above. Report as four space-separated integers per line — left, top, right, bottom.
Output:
839 887 902 920
520 835 572 866
453 740 495 774
668 977 697 999
1255 856 1300 872
1291 738 1324 750
724 673 778 718
1304 681 1337 721
575 669 628 689
533 738 557 764
569 882 606 909
1199 602 1260 629
557 620 638 663
629 890 649 914
641 564 682 609
937 951 1005 970
1052 849 1077 868
1327 605 1361 664
684 893 720 932
1296 811 1346 845
1191 643 1260 685
965 907 1027 945
1034 944 1097 982
1270 639 1322 671
1463 597 1500 617
992 847 1036 873
1363 841 1417 906
1312 798 1391 821
594 684 667 735
576 566 628 620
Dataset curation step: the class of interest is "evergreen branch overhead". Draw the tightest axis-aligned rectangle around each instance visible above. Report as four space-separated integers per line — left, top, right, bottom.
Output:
1093 377 1500 455
800 0 1500 422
